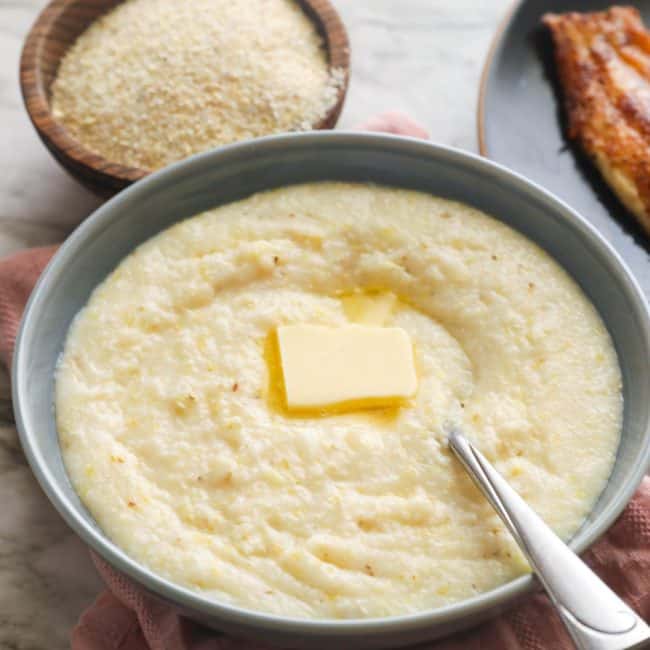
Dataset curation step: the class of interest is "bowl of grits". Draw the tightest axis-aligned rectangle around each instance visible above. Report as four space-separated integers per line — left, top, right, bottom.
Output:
13 133 650 648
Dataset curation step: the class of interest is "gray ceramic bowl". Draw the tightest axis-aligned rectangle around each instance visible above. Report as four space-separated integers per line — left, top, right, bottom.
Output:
13 133 650 648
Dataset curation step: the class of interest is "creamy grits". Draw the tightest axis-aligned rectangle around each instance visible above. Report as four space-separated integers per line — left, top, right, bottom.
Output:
56 183 622 619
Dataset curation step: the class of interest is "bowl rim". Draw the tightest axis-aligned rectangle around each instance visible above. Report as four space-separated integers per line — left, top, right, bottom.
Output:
19 0 351 187
13 132 650 637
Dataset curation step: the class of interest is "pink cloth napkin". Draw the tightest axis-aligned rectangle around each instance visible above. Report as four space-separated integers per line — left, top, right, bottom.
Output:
1 112 648 650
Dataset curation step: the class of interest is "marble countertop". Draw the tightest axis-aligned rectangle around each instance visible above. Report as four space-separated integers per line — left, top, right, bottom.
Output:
0 1 511 647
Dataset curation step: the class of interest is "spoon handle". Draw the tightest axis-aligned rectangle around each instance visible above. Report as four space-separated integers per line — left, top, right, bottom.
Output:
447 428 650 650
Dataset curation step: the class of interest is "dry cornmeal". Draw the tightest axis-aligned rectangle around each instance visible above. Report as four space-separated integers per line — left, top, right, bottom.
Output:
51 0 344 170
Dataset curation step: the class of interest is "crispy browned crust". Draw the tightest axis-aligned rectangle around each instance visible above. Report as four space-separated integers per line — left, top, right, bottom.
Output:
543 6 650 234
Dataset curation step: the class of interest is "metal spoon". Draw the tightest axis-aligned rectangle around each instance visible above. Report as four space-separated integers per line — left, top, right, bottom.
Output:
447 426 650 650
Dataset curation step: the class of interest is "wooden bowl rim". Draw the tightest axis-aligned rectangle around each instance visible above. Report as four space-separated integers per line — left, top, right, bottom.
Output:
20 0 350 186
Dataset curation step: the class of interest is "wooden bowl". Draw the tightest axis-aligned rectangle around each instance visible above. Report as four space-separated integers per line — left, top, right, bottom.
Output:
20 0 350 197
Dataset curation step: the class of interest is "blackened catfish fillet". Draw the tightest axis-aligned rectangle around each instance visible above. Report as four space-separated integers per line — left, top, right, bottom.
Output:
544 7 650 234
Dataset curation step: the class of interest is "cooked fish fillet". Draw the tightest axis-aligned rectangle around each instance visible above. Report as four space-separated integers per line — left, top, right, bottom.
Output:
544 7 650 234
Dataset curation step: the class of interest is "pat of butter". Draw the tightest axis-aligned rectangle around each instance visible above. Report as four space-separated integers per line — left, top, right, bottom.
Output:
276 324 417 411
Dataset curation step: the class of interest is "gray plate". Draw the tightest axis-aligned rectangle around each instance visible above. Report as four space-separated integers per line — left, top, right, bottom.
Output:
12 133 650 648
479 0 650 300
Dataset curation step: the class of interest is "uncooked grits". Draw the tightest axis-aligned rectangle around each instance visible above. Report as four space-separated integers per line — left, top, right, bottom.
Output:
51 0 344 170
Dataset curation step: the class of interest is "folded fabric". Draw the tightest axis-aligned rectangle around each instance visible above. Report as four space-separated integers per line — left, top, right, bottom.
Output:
1 113 648 650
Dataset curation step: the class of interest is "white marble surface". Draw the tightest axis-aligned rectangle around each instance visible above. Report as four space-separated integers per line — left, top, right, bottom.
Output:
0 1 511 647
